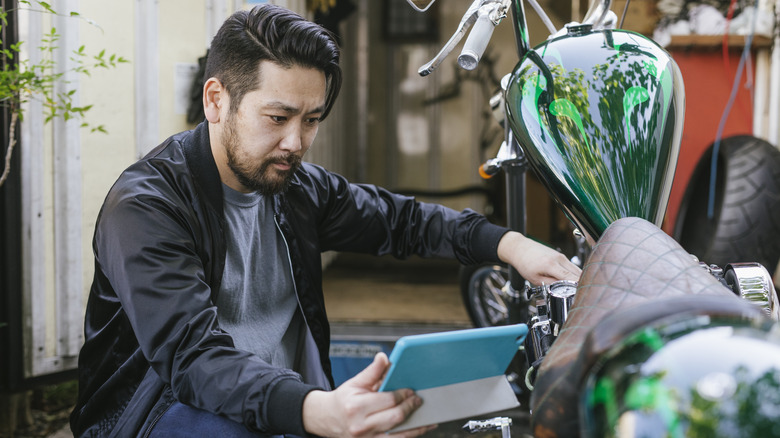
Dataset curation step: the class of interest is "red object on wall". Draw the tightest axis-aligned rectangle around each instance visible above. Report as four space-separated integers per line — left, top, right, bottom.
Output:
662 42 757 234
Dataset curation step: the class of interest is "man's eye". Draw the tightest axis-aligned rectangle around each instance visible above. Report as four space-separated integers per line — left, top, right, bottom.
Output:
305 117 321 126
270 115 286 123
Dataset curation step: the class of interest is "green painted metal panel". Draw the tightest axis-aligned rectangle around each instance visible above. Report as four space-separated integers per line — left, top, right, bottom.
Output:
506 28 685 241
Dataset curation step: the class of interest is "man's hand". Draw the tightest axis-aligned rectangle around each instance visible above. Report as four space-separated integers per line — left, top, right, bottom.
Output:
497 231 582 285
302 353 435 438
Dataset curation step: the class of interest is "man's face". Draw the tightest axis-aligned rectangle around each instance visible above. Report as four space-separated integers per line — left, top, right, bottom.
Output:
219 61 327 194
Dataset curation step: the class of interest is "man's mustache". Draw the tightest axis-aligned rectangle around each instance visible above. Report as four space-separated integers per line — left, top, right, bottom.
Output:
268 154 301 167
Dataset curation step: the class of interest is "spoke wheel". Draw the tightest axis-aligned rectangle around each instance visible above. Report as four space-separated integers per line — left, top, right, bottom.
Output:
459 263 513 327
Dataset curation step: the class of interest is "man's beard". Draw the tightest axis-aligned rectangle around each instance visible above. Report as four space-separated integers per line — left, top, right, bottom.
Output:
222 116 302 195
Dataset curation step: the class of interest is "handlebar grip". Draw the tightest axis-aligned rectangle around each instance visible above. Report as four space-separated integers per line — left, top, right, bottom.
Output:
457 12 495 71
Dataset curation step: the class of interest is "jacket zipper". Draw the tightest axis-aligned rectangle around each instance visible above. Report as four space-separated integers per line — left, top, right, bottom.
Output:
275 214 332 389
274 214 310 336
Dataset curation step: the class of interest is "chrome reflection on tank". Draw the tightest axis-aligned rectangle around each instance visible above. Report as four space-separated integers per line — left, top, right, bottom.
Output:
725 263 780 320
505 27 685 243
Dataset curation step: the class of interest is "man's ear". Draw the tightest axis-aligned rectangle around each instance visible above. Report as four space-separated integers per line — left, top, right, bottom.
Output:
203 77 226 123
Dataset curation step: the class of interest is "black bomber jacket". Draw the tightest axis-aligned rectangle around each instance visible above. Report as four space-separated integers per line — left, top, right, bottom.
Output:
70 121 509 437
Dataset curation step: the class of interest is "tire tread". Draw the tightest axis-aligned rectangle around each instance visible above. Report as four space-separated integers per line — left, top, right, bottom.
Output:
676 135 780 276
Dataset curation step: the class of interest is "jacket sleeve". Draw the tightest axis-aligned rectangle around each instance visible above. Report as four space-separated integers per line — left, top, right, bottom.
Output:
94 179 318 435
298 164 508 265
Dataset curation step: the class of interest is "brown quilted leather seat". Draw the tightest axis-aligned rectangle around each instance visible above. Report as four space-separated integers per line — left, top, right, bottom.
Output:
530 217 768 438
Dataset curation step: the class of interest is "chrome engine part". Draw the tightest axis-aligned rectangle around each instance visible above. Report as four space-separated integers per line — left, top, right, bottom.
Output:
724 262 779 320
696 258 779 320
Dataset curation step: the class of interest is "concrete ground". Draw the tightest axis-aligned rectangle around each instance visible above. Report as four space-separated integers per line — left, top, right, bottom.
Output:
323 253 472 326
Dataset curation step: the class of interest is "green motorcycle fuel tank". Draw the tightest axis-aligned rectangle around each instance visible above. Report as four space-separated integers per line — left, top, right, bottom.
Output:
505 25 685 243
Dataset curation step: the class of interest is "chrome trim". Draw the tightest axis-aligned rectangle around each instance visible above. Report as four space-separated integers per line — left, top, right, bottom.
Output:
725 262 780 320
547 280 578 327
525 316 552 365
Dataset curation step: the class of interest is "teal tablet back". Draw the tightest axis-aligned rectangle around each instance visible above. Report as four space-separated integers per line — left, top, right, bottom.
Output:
379 324 529 392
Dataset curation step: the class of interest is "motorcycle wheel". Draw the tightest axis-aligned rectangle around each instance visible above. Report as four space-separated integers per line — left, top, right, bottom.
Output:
459 263 513 327
674 135 780 277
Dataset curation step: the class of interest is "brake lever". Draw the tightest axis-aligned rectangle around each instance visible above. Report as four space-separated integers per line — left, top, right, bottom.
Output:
417 0 482 76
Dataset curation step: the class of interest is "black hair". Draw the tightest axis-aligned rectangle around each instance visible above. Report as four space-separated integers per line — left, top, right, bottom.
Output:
204 4 342 119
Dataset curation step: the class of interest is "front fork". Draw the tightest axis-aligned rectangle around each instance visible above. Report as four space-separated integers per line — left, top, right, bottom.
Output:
503 148 528 324
520 281 577 388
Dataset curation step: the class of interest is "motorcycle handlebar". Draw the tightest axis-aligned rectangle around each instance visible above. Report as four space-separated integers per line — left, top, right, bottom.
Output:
581 0 614 29
479 161 500 179
417 0 620 76
417 0 482 76
457 9 495 70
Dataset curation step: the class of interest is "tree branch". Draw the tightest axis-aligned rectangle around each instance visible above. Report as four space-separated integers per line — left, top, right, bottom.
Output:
0 110 19 187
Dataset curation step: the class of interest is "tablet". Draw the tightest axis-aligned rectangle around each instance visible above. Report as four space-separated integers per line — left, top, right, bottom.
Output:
379 324 529 431
379 324 528 392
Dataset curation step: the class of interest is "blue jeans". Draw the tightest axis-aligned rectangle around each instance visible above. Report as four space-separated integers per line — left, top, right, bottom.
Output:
147 402 271 437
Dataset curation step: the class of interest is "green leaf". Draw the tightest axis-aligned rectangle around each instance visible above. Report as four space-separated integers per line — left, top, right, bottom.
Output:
39 2 56 14
0 1 123 136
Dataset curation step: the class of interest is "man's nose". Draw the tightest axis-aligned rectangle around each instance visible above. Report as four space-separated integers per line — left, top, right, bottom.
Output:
279 126 303 152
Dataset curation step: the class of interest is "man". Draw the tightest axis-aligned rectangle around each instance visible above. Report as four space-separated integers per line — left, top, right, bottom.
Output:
70 5 580 437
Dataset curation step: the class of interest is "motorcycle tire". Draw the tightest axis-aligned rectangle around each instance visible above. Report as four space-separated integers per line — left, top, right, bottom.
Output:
673 135 780 277
459 263 514 327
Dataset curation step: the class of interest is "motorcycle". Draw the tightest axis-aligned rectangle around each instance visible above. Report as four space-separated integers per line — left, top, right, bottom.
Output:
405 0 780 436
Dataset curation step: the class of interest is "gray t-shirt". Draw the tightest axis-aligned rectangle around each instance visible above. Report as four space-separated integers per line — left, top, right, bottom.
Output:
216 184 302 370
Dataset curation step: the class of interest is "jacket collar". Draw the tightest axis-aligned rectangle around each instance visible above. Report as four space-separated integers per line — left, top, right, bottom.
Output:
182 121 224 215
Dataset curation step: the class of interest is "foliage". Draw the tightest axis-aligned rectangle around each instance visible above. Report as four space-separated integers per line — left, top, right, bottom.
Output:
0 0 128 186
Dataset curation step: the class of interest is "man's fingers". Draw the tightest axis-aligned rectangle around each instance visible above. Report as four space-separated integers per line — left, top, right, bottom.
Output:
338 388 415 430
538 261 580 284
362 390 422 433
362 388 415 416
556 259 582 281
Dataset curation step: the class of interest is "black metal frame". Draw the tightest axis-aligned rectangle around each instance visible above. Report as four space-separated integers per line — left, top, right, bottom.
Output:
0 0 25 393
